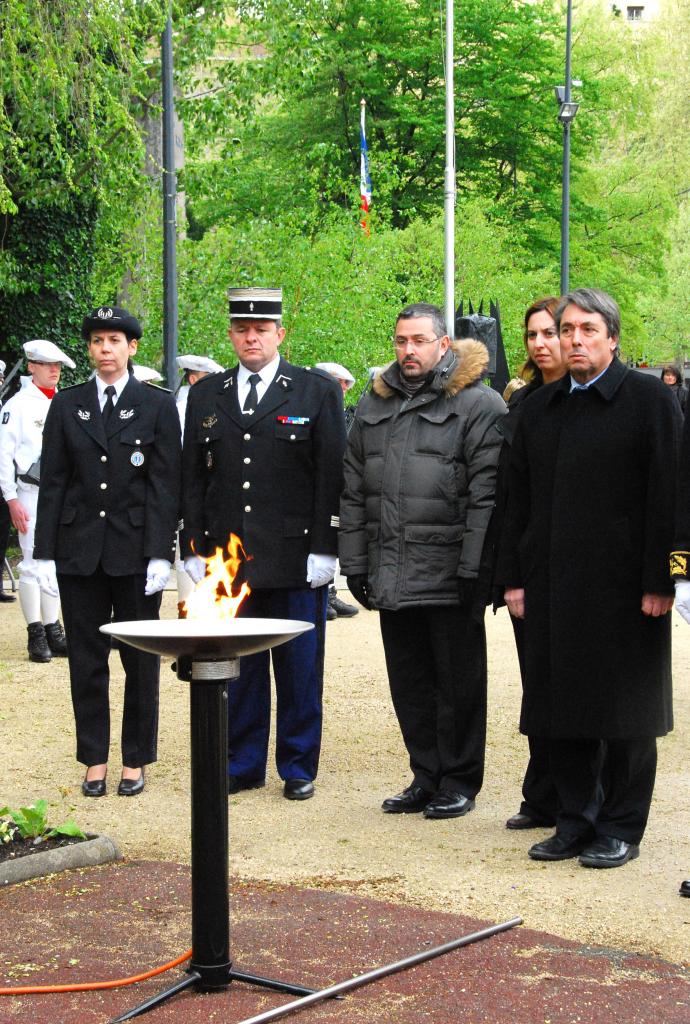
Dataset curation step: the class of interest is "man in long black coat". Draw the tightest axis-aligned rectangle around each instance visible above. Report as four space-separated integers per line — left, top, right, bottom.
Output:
181 287 346 801
500 288 680 868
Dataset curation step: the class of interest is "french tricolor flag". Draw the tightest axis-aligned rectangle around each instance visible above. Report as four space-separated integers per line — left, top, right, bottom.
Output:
360 99 372 234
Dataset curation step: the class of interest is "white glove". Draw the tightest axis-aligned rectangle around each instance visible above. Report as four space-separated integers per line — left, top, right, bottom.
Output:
306 553 337 589
675 580 690 624
184 555 207 584
35 559 59 599
145 558 172 596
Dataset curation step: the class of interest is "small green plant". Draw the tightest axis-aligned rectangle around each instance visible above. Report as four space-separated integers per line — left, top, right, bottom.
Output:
0 799 86 846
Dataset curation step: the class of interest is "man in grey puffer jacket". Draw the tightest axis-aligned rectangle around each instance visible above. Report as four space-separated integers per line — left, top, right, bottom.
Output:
339 303 506 819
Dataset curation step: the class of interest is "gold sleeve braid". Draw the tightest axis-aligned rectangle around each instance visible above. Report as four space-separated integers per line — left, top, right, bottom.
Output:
670 551 690 579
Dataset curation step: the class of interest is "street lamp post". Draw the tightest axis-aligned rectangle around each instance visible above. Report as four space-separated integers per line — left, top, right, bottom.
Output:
161 11 179 388
444 0 456 340
557 0 579 295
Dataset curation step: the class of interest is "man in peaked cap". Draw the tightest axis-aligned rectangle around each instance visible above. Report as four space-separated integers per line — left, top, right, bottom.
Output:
314 361 359 622
174 353 225 614
175 353 225 431
0 339 75 660
33 305 181 798
181 287 347 801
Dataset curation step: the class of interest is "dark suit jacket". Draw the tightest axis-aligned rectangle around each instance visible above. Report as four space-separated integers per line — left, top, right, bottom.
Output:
181 357 346 589
34 374 181 576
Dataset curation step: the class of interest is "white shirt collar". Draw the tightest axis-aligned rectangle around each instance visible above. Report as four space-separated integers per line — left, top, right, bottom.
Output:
95 370 130 403
237 353 281 388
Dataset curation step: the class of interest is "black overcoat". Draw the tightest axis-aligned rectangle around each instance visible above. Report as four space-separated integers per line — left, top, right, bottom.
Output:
181 357 346 589
34 375 181 575
498 358 680 739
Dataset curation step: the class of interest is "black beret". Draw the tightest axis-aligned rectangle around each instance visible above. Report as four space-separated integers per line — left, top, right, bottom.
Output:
82 306 142 340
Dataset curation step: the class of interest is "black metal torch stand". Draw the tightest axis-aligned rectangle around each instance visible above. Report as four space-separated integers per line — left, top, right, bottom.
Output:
110 654 317 1022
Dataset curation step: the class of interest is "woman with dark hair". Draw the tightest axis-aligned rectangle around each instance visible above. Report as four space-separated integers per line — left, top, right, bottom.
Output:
660 364 688 414
492 297 566 829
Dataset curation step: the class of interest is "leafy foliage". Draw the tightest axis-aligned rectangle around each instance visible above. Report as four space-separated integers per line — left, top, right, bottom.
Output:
0 799 86 842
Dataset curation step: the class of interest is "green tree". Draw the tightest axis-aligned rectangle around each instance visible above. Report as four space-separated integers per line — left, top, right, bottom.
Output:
181 0 570 245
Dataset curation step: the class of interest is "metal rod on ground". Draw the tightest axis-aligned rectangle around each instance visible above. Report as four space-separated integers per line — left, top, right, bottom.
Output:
234 917 523 1024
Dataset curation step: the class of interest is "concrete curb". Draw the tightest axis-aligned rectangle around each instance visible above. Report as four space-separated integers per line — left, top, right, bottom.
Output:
0 833 121 886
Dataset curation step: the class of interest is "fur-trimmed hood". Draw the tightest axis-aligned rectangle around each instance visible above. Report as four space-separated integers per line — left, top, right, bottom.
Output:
372 339 490 399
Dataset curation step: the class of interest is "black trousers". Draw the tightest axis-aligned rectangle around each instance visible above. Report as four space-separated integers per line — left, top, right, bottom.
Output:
550 736 657 845
379 605 486 799
58 567 162 767
511 615 558 823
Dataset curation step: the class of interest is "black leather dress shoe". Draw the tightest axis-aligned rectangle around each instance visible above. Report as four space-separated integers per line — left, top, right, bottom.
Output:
528 832 589 861
680 879 690 897
506 811 555 830
0 591 15 602
82 774 106 798
118 769 145 797
423 790 475 819
578 836 640 869
228 775 265 795
283 779 315 800
381 785 433 814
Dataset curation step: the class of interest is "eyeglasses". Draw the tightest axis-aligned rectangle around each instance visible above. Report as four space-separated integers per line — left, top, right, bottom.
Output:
392 335 441 349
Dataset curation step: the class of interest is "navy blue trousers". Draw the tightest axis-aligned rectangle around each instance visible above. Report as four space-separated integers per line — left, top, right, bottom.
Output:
229 586 328 783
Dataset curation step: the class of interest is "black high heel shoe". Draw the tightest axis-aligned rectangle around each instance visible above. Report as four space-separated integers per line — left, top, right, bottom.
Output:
117 767 145 797
82 769 107 797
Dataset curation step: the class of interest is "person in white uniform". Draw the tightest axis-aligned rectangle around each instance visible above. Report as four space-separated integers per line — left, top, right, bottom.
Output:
174 353 224 615
0 339 75 661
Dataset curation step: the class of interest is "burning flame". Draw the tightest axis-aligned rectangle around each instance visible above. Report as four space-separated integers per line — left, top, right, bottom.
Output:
182 534 251 620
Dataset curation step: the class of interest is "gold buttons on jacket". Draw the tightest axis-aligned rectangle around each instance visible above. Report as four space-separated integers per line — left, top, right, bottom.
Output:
243 481 250 489
243 433 251 441
100 455 107 463
100 483 107 490
99 511 106 518
244 505 251 512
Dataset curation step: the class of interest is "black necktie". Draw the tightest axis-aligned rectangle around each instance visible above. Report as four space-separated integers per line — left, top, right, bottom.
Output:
102 384 116 425
243 373 262 415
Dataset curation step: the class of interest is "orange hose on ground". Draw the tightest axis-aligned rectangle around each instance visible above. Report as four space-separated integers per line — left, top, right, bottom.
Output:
0 948 192 995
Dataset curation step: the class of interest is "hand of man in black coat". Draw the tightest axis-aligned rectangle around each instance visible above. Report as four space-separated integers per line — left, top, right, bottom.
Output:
347 575 372 610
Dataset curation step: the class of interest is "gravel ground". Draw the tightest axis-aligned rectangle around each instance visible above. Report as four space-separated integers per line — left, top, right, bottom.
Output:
1 589 688 964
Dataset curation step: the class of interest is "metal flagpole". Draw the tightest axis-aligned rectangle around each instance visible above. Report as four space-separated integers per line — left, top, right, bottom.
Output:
360 98 372 235
444 0 456 340
161 8 179 388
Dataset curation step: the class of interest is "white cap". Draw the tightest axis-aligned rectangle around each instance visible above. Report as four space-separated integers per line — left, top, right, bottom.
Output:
23 339 76 369
0 360 5 375
132 364 163 382
176 354 224 374
315 362 355 390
